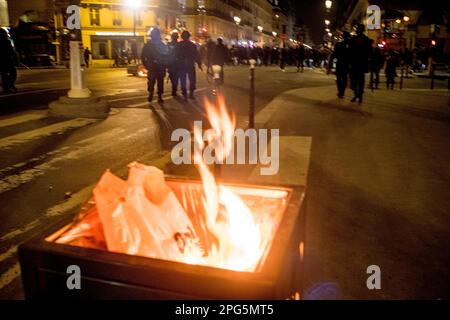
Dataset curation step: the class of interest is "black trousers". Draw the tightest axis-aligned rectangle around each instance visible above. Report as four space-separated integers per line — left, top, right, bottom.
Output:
350 70 365 99
1 67 17 91
147 66 165 97
370 69 380 88
179 65 196 95
168 67 179 93
336 67 349 97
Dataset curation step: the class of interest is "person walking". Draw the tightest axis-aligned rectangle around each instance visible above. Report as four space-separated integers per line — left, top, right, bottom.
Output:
211 38 229 84
385 50 399 90
369 46 384 89
0 29 18 93
348 24 372 103
84 47 92 68
175 31 202 101
141 28 169 103
328 32 351 98
297 43 306 72
168 31 180 96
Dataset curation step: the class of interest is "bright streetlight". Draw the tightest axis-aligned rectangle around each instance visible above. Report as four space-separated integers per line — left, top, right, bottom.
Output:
325 19 330 26
257 25 263 32
272 31 277 37
126 0 142 8
325 1 332 9
234 16 241 25
403 16 410 22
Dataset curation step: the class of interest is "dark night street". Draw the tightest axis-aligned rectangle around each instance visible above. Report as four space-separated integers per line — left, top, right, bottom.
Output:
0 66 449 299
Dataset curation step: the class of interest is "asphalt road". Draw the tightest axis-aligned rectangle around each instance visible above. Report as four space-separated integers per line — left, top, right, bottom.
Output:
0 66 448 299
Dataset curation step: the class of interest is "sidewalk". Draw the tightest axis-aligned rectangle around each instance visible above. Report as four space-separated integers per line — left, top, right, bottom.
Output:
255 84 450 126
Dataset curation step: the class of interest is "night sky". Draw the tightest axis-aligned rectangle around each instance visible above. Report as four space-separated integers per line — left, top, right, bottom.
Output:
293 0 326 45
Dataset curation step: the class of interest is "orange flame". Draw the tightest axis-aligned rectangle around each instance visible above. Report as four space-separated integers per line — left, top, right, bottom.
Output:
194 96 263 272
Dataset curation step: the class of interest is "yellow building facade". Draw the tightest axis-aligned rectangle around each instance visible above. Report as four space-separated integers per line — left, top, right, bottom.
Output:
79 0 181 66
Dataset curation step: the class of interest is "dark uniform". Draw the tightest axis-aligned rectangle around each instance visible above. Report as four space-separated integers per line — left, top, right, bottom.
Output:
168 33 180 96
0 29 18 93
329 33 350 98
141 28 168 103
297 44 306 72
175 31 202 100
211 39 229 84
370 47 385 89
349 24 372 103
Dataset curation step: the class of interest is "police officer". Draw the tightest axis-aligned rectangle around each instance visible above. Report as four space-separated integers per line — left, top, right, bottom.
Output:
175 31 202 101
168 31 180 96
211 38 229 84
141 28 169 103
328 32 351 98
348 24 372 103
0 28 18 93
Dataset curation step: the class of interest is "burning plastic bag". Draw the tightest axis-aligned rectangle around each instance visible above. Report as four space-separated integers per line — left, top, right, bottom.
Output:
93 163 203 264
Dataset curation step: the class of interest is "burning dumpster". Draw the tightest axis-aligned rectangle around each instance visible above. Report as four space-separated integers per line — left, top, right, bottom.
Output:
18 95 307 299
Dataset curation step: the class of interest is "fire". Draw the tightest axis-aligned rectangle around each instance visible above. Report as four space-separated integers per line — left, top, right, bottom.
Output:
193 95 263 272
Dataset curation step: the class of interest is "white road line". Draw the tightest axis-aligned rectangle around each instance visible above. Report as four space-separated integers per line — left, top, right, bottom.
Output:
0 263 20 291
0 112 47 128
0 246 17 263
0 118 97 150
0 220 40 242
0 127 148 194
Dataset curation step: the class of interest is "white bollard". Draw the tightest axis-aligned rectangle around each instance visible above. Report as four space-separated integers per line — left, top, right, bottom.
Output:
68 41 92 98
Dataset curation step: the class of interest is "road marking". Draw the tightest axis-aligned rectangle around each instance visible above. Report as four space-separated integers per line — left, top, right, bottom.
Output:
0 111 47 128
0 220 40 242
0 263 20 291
0 87 67 98
0 118 97 150
0 246 17 263
0 127 136 194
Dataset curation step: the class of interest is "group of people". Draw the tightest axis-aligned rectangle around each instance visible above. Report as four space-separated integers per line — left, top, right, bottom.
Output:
141 28 231 103
328 24 411 103
0 28 18 94
328 24 438 103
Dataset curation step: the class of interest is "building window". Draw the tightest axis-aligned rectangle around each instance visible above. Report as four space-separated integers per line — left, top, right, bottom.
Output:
92 39 108 59
90 8 100 26
113 10 122 26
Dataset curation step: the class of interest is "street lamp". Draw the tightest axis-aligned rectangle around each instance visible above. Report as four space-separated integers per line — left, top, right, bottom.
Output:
234 16 241 42
272 31 277 37
126 0 142 37
257 25 263 32
403 16 410 22
325 1 332 10
325 19 330 26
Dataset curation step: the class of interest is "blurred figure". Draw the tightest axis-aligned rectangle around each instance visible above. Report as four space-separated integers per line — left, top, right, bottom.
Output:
84 47 92 68
297 43 306 72
168 32 180 96
206 38 215 74
211 38 229 84
0 29 18 93
385 50 399 90
349 24 372 103
279 46 287 72
176 31 203 100
328 32 351 98
141 27 169 103
370 46 385 89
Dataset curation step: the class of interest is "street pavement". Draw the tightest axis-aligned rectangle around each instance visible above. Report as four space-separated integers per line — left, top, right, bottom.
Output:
0 65 449 299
